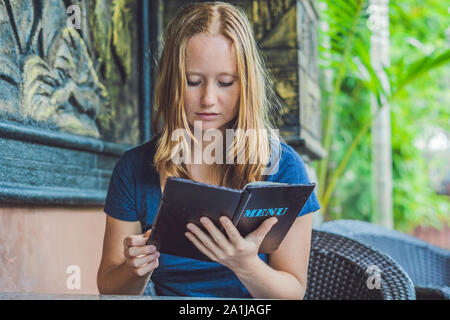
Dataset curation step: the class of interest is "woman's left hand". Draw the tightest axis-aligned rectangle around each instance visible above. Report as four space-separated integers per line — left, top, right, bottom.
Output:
185 216 278 272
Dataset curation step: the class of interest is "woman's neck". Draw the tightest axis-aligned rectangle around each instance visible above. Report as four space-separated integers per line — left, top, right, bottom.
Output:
186 125 228 166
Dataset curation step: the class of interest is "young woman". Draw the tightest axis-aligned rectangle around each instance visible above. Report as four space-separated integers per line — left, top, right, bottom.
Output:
97 2 320 299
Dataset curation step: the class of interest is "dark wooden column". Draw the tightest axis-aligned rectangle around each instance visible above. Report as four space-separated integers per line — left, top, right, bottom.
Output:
236 0 326 162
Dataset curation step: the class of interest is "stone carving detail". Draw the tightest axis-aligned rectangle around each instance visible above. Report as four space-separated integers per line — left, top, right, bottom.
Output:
22 28 108 137
236 0 303 135
0 0 109 138
236 0 323 150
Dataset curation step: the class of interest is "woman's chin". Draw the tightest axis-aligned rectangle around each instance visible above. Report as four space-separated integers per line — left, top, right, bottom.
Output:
191 122 224 132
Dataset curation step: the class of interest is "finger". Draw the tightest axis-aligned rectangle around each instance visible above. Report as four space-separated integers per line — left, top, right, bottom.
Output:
219 216 244 245
124 244 157 259
127 251 160 268
134 258 160 277
186 223 222 255
123 234 150 248
185 231 217 262
246 217 278 244
200 217 233 251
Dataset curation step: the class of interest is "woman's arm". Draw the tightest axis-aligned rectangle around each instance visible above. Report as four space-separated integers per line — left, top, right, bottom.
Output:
97 215 160 295
185 213 313 299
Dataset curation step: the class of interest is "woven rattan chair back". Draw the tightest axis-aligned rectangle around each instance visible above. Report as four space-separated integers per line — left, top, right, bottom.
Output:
305 230 416 300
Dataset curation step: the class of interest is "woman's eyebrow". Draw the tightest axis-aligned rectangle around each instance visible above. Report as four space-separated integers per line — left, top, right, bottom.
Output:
186 71 238 78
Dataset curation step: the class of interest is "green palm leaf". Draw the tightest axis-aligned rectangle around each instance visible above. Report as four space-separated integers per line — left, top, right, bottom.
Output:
317 0 366 204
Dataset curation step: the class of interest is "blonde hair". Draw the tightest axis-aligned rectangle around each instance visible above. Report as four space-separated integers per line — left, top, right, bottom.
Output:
152 1 282 189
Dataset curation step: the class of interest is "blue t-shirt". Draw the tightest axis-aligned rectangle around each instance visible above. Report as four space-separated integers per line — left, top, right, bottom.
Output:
104 136 320 298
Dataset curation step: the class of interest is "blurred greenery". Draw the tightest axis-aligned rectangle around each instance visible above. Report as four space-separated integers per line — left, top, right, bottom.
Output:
316 0 450 232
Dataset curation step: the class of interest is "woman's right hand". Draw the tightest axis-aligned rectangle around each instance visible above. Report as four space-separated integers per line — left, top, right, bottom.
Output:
123 229 160 277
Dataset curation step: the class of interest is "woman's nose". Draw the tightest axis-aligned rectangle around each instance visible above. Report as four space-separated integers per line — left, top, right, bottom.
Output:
200 82 218 107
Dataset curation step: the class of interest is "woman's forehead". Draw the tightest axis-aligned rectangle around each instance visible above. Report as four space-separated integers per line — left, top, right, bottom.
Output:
185 33 237 74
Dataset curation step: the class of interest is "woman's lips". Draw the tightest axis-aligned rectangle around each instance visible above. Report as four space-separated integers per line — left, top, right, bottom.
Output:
195 113 220 121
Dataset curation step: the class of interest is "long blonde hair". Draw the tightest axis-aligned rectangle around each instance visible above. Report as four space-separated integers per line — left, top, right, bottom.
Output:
152 1 283 189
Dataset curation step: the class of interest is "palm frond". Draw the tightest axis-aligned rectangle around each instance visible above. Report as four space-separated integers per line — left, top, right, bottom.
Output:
317 0 367 201
390 49 450 100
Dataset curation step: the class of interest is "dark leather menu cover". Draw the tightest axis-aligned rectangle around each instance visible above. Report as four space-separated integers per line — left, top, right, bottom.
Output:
235 183 315 253
147 177 316 261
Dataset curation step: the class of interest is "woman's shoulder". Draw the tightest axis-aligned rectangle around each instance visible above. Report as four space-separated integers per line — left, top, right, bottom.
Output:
279 141 305 167
265 140 308 183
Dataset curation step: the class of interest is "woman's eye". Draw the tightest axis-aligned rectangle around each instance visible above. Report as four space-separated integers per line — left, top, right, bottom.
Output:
187 80 234 87
187 81 201 86
219 81 234 87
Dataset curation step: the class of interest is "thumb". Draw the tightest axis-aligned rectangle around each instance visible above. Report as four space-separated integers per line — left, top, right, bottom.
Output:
143 229 152 239
247 217 278 244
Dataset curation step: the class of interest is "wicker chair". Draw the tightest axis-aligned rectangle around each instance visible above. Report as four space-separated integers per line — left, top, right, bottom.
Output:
318 220 450 300
304 230 416 300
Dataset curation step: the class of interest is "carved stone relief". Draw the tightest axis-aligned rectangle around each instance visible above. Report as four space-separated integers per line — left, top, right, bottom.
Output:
0 0 111 138
0 0 140 205
237 0 322 145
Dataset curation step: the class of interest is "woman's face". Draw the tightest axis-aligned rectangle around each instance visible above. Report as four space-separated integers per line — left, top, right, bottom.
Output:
183 33 240 132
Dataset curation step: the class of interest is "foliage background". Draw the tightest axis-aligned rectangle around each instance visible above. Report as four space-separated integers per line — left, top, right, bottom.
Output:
317 0 449 232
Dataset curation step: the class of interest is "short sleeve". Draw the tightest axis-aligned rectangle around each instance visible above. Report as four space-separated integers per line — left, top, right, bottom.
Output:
273 144 321 217
104 151 139 221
